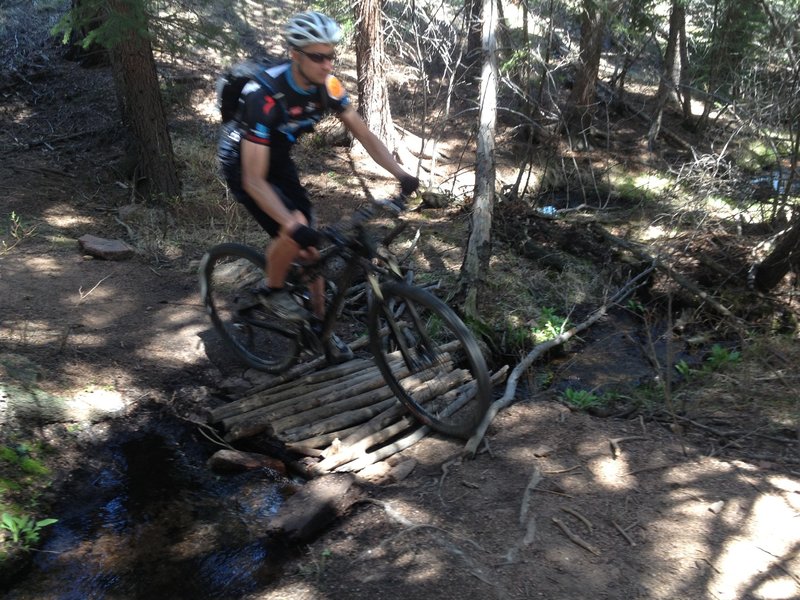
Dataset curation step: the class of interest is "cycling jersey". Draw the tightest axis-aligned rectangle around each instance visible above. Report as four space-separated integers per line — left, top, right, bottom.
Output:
217 62 351 236
218 61 350 184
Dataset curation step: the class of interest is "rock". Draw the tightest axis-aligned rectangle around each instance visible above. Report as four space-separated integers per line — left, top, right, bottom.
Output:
357 459 417 484
389 458 417 482
78 234 135 260
206 449 287 475
357 461 391 483
421 190 452 209
267 473 360 543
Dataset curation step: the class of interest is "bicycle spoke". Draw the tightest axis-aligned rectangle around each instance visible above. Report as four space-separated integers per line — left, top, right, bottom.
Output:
199 243 300 373
369 282 491 438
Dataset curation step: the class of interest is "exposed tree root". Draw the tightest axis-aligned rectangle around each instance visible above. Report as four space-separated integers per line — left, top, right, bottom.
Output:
463 266 655 457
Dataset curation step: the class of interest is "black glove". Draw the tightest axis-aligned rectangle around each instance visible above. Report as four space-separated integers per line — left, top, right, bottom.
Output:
290 224 321 249
399 175 419 196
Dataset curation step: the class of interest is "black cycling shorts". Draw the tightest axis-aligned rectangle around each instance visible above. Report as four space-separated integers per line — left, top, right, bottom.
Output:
225 158 314 238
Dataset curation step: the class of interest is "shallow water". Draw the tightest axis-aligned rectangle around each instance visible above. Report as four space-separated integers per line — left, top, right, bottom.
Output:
5 423 291 600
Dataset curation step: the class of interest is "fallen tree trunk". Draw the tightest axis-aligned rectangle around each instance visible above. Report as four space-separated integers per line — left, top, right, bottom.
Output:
462 266 655 457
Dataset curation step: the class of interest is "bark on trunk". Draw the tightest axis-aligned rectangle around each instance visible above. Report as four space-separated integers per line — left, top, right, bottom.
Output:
460 0 498 319
354 0 397 151
753 217 800 291
648 0 683 150
107 0 180 201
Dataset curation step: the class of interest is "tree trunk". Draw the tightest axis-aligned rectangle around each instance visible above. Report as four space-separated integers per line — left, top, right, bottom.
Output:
460 0 498 319
354 0 397 152
107 0 180 201
678 5 692 122
753 218 800 291
565 0 621 145
648 0 683 150
465 0 483 77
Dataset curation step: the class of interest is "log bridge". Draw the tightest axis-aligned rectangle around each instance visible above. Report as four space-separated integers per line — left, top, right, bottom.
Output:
207 340 507 480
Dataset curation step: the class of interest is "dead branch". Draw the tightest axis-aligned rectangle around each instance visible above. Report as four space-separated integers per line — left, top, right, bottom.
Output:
463 266 655 457
542 465 582 475
552 517 601 555
593 225 741 322
611 520 636 546
609 436 648 458
561 507 593 531
519 467 543 525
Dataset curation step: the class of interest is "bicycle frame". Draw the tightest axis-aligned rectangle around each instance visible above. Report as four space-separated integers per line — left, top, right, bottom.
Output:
286 217 405 354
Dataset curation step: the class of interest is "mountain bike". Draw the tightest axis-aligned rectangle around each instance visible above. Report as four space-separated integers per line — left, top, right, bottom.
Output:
198 195 491 438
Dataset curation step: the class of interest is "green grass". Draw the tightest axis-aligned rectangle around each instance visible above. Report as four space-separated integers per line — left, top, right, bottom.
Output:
561 387 616 411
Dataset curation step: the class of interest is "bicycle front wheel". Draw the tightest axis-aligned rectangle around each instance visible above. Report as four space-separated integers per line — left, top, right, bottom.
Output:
199 242 299 373
368 282 491 438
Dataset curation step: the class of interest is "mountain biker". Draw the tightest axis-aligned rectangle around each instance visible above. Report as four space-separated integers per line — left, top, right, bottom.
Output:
217 11 419 364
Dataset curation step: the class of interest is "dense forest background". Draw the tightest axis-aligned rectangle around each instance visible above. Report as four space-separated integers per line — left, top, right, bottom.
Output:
35 0 800 300
2 0 800 596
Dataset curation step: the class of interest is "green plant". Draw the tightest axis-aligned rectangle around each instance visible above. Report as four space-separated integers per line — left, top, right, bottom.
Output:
675 359 692 379
562 388 603 410
1 212 37 255
704 344 741 371
1 512 57 550
626 298 645 314
532 307 569 344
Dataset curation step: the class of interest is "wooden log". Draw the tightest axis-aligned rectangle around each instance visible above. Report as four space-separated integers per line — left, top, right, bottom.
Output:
335 426 430 473
285 421 367 451
274 388 398 438
209 357 374 422
206 449 287 475
338 366 511 473
222 356 416 442
220 363 400 430
266 473 360 543
310 368 472 474
213 331 442 423
291 360 502 455
271 356 452 434
281 397 400 444
276 360 453 440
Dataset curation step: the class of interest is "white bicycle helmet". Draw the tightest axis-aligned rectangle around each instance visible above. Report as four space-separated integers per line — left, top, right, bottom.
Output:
284 11 343 47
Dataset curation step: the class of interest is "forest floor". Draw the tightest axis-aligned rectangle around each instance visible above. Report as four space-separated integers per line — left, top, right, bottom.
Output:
2 6 800 600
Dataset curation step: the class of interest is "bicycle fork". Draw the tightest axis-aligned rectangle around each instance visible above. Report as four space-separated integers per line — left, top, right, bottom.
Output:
368 274 437 372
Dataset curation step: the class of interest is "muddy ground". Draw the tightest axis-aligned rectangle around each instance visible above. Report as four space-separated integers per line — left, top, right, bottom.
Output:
2 14 800 600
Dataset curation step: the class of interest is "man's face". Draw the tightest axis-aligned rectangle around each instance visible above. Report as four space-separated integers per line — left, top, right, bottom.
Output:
291 43 336 87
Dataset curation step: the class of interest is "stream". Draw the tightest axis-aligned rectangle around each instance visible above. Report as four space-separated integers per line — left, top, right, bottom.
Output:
4 412 294 600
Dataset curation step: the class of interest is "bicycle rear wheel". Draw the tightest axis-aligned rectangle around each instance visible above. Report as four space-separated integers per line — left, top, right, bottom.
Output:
368 282 491 438
199 242 299 373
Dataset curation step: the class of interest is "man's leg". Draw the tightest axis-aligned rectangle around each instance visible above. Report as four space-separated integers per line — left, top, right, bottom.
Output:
265 229 299 289
259 211 313 321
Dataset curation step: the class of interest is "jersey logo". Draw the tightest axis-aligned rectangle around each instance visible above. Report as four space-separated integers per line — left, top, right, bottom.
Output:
289 106 303 117
262 95 276 115
325 75 346 101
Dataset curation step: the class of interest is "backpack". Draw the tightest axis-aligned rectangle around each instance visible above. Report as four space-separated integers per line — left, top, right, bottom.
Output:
216 57 329 123
216 58 281 123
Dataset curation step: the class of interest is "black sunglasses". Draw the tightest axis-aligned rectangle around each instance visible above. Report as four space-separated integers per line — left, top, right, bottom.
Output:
295 48 336 64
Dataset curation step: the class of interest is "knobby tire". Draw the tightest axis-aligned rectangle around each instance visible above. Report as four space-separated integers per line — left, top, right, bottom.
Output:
199 242 299 373
368 282 491 438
